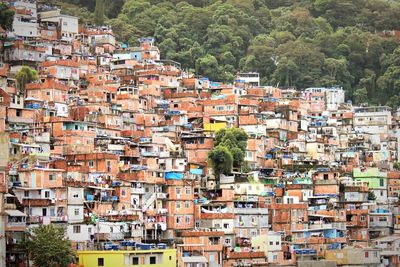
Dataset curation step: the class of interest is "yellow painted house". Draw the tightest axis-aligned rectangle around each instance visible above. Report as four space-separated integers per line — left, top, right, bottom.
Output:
203 122 226 132
77 249 176 267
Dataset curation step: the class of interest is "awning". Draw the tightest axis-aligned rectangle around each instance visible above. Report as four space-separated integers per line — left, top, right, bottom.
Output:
6 210 26 217
182 256 208 263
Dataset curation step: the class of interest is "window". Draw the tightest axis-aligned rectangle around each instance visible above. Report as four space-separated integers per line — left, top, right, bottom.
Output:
89 161 94 167
185 187 191 195
361 215 366 221
74 208 80 216
73 225 81 234
176 202 181 209
185 216 190 224
16 109 21 117
149 256 156 264
24 191 29 197
379 217 387 222
380 179 384 187
98 258 104 266
223 223 229 229
184 202 190 209
176 187 181 196
365 251 369 258
269 241 273 245
42 208 47 216
45 191 50 198
49 174 55 181
132 257 139 265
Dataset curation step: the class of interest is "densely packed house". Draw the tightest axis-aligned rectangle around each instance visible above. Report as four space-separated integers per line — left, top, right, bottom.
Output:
0 1 400 267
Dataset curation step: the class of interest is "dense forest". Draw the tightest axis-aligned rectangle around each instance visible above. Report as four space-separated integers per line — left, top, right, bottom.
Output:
53 0 400 107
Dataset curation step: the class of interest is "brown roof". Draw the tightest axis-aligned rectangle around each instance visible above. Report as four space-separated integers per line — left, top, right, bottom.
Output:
25 80 70 91
41 60 79 68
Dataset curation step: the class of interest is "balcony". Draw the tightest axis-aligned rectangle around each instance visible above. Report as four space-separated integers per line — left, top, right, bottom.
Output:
6 221 26 231
50 215 68 222
22 198 52 206
308 223 333 230
141 151 159 157
26 215 41 223
95 232 125 241
234 208 268 215
200 213 235 220
131 187 146 194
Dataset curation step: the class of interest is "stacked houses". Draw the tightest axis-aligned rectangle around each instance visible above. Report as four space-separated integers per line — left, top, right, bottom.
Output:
0 1 400 267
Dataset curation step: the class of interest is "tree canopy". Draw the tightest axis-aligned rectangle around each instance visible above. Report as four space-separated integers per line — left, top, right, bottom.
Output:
208 128 248 179
16 66 38 96
0 3 15 31
24 224 76 267
60 0 400 105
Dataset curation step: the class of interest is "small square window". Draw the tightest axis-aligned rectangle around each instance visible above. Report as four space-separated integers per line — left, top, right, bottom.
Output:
149 256 156 264
98 258 104 266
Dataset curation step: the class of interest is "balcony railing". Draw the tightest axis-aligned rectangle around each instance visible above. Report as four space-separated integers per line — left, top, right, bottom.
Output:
234 208 268 215
22 198 52 206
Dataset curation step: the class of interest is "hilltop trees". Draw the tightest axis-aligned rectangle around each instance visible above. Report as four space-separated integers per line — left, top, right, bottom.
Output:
94 0 105 25
58 0 400 106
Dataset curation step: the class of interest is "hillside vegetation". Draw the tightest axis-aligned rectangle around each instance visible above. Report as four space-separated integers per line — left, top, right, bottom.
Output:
59 0 400 107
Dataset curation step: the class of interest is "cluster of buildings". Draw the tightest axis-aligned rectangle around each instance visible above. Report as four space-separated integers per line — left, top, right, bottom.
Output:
1 1 400 267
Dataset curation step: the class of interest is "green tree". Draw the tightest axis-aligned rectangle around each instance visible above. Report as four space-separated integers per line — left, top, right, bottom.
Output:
24 224 76 267
0 3 15 31
214 128 248 169
195 54 220 81
393 162 400 171
208 146 233 178
94 0 105 25
377 47 400 105
16 66 38 96
353 88 369 105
